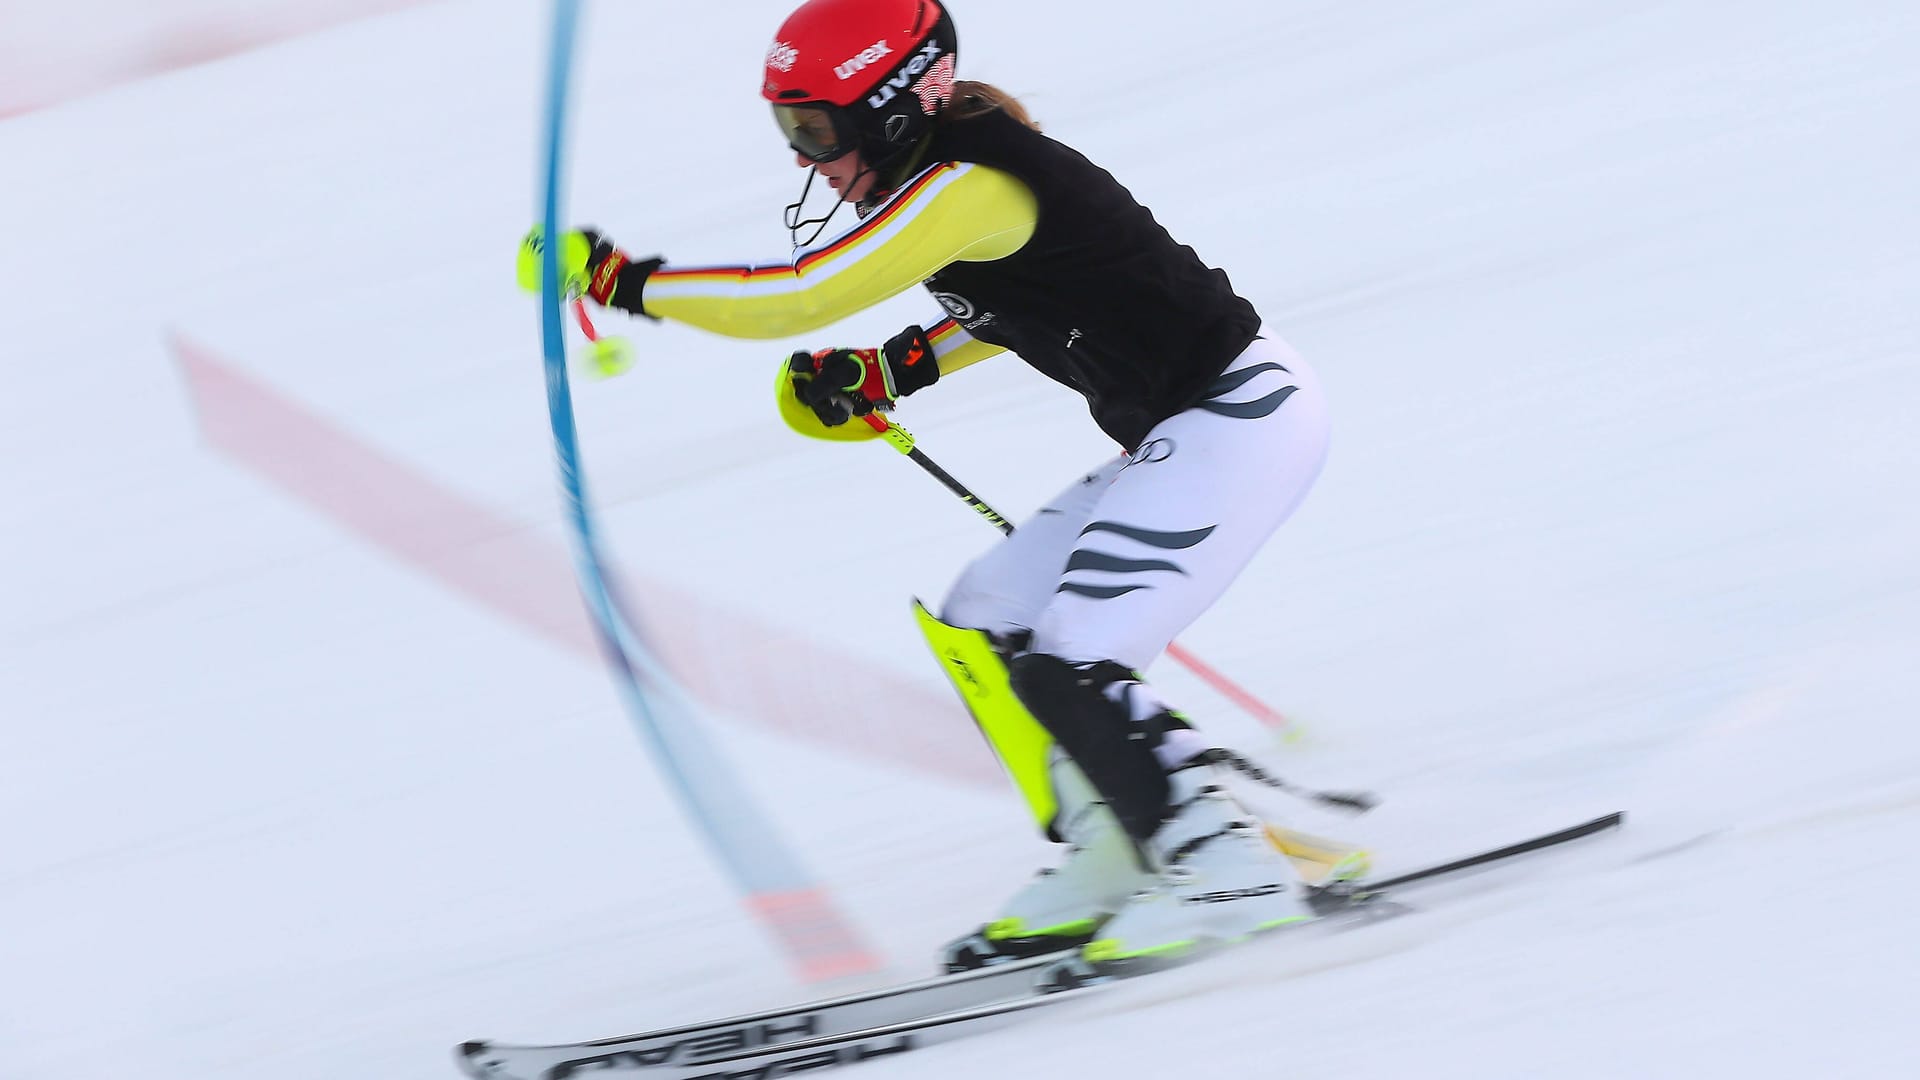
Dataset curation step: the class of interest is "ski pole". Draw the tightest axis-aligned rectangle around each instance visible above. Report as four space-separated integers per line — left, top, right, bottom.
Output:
862 411 1014 535
571 299 635 376
859 411 1298 737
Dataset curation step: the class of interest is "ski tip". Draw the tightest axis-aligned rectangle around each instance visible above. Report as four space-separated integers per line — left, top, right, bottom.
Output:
1572 810 1628 839
455 1041 518 1080
1563 811 1627 838
1319 790 1379 813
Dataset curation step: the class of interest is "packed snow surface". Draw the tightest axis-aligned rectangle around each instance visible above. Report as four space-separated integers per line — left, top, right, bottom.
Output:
3 1 1917 1077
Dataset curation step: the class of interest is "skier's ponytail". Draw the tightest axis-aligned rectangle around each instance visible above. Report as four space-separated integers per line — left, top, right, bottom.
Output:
948 81 1040 131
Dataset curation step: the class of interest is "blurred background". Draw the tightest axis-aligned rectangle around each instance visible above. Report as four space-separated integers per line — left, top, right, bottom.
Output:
2 2 1917 1078
0 0 423 116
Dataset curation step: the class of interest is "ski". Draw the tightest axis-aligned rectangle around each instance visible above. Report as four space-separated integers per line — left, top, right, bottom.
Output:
481 992 1087 1080
1039 810 1630 990
1360 809 1626 891
456 811 1623 1080
457 953 1068 1080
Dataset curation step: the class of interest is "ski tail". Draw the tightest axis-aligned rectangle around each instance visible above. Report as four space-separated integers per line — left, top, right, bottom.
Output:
1366 812 1625 892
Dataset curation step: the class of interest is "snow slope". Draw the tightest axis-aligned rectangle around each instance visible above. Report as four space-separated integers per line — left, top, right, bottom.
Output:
3 1 1918 1077
0 0 430 116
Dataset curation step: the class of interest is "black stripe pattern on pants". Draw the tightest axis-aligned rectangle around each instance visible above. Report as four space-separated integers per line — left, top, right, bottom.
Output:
1195 361 1297 419
1058 522 1216 600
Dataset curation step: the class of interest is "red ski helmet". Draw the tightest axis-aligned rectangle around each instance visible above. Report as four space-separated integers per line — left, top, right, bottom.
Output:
763 0 959 167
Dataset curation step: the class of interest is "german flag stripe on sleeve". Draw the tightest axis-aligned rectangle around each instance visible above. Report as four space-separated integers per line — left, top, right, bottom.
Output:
641 162 1039 341
925 314 1007 375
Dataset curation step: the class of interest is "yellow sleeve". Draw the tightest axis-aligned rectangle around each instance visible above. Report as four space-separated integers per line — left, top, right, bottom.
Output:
644 162 1038 339
927 316 1006 378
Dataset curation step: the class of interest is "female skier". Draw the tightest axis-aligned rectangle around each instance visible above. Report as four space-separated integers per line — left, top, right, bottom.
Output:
519 0 1343 967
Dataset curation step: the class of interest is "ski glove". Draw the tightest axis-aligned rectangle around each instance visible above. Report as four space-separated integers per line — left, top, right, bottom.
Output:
516 226 661 316
788 325 939 427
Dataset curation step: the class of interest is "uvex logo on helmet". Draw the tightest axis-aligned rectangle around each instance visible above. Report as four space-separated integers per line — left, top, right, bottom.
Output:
866 40 948 110
834 40 892 80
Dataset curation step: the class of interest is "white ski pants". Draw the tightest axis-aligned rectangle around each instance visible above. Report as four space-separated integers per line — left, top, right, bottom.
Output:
940 336 1330 672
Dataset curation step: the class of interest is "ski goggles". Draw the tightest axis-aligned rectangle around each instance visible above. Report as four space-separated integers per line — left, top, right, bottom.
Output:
772 102 857 163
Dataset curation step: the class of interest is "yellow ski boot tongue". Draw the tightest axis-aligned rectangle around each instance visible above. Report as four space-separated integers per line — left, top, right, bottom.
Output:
1266 823 1373 884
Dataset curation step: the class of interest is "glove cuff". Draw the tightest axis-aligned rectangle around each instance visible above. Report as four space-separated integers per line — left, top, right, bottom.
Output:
883 325 940 397
600 256 665 321
587 249 628 306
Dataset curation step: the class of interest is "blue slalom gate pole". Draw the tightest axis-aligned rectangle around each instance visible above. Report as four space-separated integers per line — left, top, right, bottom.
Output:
535 0 877 982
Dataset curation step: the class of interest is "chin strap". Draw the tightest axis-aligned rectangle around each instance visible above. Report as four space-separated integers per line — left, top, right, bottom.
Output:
781 131 939 247
783 165 858 249
784 156 899 249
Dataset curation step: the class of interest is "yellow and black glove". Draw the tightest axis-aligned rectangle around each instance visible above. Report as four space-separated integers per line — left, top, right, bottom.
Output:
786 325 939 428
516 226 661 316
